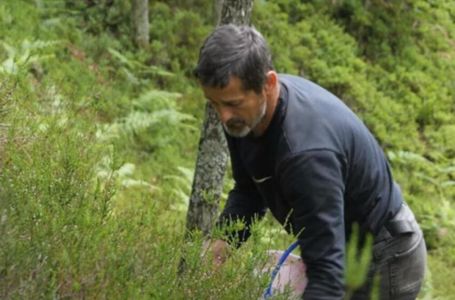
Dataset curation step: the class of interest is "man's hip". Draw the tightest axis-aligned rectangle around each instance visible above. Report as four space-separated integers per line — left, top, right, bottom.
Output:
352 203 427 300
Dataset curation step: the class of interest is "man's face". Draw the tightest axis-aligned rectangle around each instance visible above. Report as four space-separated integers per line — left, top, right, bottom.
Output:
202 76 267 138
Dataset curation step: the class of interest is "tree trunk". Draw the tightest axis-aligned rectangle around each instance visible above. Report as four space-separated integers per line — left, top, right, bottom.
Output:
184 104 228 236
213 0 224 24
184 0 254 236
219 0 253 25
132 0 149 49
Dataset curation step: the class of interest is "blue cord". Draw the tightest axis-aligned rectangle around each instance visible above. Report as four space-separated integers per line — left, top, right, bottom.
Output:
263 241 300 299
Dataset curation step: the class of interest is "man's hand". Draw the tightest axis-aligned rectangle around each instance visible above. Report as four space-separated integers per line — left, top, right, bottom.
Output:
202 239 230 269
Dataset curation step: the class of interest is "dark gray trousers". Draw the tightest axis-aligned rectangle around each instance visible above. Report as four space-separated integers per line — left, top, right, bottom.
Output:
351 203 427 300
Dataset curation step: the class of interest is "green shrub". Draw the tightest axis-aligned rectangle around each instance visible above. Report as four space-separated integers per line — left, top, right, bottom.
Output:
1 0 454 298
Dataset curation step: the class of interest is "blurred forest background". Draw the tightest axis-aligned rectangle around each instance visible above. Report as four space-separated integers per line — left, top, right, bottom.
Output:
1 0 454 299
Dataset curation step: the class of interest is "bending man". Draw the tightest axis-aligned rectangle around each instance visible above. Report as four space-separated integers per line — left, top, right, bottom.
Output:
194 24 426 300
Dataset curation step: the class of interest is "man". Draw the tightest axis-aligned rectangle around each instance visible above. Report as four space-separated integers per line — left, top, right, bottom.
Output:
194 24 426 299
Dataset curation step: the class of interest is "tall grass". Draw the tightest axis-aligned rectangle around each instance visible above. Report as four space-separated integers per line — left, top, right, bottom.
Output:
0 79 262 299
1 0 454 298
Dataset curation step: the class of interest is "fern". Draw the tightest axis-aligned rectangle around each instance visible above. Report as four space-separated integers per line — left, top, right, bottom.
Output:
164 166 194 211
0 39 60 74
98 88 196 146
107 47 174 78
104 109 194 138
133 89 182 112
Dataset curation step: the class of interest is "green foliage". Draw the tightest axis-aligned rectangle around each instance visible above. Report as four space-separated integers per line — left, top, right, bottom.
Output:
388 150 455 253
97 89 197 175
0 39 60 75
345 224 373 299
62 0 132 36
148 2 211 74
1 0 455 298
107 47 174 82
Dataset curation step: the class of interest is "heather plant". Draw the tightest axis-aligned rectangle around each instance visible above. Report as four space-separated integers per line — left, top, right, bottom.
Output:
1 0 454 299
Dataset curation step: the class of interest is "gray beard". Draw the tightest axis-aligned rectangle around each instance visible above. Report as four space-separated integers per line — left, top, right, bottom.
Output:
224 100 267 138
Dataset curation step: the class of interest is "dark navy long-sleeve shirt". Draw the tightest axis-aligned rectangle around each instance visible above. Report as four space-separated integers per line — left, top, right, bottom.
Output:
217 74 403 299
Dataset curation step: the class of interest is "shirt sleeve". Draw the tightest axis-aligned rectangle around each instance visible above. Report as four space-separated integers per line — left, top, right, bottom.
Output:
216 137 267 247
277 150 347 300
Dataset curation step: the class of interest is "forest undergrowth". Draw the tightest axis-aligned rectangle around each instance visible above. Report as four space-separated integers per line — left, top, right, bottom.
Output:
1 0 454 299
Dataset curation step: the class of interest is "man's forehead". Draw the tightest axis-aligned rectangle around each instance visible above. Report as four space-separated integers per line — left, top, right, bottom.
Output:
202 77 246 102
203 91 244 104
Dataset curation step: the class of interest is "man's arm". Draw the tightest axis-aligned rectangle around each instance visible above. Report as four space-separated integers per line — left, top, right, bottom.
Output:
278 150 347 300
215 137 266 247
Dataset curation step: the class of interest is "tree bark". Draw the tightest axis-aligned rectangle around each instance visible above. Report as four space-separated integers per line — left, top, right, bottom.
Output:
184 0 254 237
184 104 228 236
132 0 149 49
213 0 224 24
219 0 253 25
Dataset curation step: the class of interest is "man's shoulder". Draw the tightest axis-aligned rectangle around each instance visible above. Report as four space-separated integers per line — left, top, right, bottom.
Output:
278 74 311 91
278 73 340 102
278 73 321 90
276 74 364 161
278 77 342 141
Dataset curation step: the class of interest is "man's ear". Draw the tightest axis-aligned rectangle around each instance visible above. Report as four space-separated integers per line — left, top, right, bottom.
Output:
264 71 278 95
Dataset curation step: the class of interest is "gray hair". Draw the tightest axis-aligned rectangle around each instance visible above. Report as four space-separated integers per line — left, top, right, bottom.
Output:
194 24 274 93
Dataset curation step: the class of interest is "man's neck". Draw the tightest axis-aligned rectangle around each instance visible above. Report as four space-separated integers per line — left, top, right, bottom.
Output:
252 82 281 137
